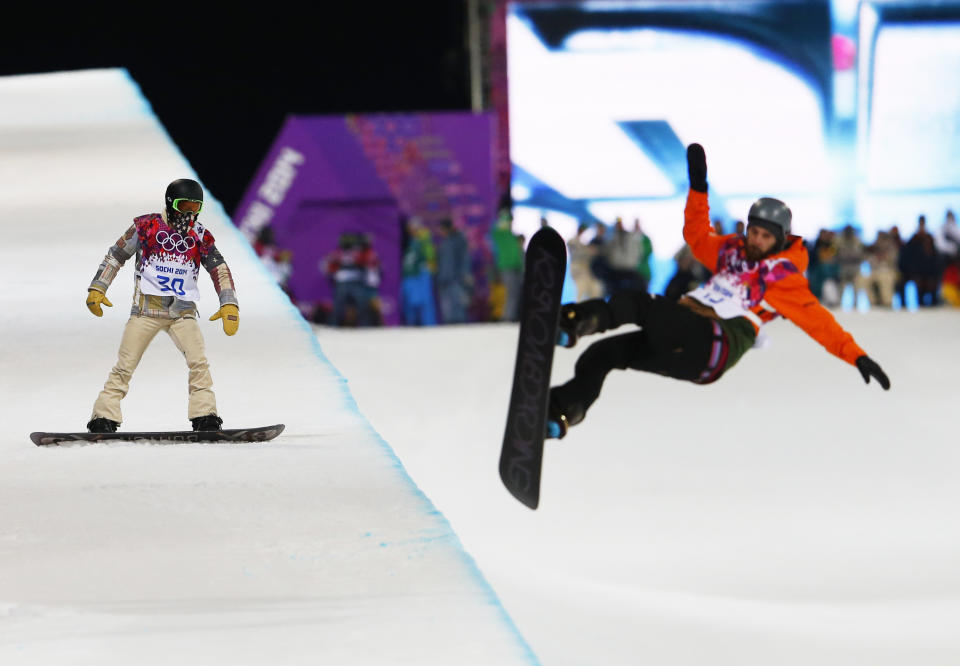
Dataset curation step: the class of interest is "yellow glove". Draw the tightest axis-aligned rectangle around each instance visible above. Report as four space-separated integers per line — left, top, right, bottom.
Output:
86 289 113 317
209 304 239 336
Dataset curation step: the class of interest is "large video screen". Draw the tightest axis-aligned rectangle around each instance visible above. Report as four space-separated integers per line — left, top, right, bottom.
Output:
506 0 960 292
858 18 960 228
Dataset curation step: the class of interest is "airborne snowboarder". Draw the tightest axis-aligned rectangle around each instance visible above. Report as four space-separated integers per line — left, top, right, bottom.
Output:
546 143 890 439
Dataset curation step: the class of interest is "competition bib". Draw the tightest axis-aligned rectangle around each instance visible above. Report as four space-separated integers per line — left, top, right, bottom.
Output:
686 272 756 322
138 229 202 300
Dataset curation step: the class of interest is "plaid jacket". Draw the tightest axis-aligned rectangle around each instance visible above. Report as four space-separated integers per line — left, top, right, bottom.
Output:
89 212 238 319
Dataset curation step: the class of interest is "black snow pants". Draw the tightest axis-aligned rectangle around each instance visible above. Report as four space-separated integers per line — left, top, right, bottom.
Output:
551 290 729 425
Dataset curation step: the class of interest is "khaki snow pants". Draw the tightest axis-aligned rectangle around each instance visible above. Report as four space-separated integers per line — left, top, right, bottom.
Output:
91 315 216 424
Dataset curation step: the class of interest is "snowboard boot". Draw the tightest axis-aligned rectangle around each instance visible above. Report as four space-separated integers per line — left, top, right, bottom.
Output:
191 414 223 432
545 391 586 440
87 417 119 433
556 300 611 348
545 407 569 440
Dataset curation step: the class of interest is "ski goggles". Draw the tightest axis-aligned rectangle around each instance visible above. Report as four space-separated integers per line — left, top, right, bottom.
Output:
172 198 203 214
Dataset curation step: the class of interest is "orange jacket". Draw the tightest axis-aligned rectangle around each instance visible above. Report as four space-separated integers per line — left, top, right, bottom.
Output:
684 190 866 366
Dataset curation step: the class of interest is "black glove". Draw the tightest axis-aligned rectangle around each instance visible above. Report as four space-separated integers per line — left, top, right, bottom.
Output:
686 143 708 193
855 355 890 390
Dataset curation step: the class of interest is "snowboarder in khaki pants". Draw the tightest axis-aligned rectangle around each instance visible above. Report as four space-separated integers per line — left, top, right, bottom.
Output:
86 179 239 433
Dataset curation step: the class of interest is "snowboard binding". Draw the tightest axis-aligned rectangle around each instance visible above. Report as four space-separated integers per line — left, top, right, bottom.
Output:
556 302 606 349
87 417 119 433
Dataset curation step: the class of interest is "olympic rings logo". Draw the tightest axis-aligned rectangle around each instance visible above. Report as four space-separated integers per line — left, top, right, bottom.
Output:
156 230 196 254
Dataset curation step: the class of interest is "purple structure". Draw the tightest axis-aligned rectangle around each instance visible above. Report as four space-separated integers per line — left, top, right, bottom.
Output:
233 112 498 325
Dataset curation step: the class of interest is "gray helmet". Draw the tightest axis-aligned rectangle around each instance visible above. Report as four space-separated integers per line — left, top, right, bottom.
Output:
747 197 792 250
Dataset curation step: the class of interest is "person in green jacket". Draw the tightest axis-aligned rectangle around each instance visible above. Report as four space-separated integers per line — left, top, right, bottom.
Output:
401 217 437 325
490 208 524 321
632 218 654 288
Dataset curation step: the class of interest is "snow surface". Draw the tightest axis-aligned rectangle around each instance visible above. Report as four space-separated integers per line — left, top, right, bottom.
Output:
317 312 960 666
3 68 960 666
0 69 534 665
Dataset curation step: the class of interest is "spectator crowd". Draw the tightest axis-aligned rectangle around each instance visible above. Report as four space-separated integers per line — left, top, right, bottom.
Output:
252 205 960 328
805 210 960 308
566 216 654 301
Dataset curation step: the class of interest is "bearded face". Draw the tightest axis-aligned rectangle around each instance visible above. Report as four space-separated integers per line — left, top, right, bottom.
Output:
744 242 766 262
744 224 779 261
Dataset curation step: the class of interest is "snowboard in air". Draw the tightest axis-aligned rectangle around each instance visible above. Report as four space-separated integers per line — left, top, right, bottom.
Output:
30 424 285 447
498 226 566 510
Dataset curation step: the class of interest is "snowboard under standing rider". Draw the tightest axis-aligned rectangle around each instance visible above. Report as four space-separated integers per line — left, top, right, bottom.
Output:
85 179 239 433
546 143 890 439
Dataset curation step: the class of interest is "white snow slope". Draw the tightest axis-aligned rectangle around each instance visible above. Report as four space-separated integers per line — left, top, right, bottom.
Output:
318 311 960 666
0 70 535 665
3 68 960 666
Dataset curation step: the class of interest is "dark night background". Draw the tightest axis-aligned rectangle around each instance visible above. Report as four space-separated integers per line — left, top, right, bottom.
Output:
2 4 472 218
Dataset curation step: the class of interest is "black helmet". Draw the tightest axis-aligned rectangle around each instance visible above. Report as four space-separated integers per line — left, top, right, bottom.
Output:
747 197 792 251
165 178 203 212
165 179 204 234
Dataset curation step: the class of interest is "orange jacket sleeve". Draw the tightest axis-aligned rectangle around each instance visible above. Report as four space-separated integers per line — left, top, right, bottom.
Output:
683 189 732 271
764 273 866 365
